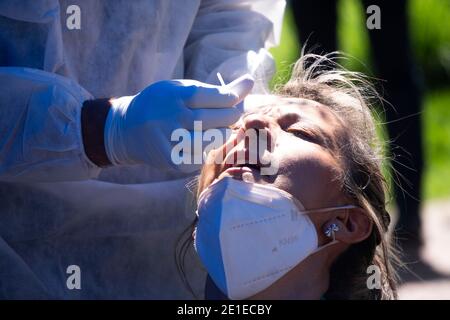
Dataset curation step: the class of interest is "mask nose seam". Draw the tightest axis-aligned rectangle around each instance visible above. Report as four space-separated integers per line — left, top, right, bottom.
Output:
230 213 287 230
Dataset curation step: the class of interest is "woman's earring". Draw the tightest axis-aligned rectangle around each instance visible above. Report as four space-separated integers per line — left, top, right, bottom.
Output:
324 223 339 241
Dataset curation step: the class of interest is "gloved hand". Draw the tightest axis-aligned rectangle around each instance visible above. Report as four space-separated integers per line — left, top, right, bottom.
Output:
104 75 254 172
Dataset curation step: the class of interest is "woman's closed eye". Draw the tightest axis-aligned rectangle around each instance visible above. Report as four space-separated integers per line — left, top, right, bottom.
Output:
286 127 319 144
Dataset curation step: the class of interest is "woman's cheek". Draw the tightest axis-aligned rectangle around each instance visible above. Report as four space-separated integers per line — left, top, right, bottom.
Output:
198 150 221 194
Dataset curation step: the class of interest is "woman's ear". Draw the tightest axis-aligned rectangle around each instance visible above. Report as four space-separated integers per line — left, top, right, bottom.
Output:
329 208 373 244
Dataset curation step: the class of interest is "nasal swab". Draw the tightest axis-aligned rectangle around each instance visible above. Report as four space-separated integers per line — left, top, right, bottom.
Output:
217 72 226 87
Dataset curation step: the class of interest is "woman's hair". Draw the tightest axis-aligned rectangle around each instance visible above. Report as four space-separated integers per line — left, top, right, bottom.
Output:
176 52 399 300
276 52 398 299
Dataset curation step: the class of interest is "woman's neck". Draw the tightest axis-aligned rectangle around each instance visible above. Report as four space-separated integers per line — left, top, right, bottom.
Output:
251 244 342 300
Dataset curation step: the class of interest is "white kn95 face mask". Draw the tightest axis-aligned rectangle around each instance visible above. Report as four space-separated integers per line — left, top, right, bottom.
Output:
194 177 357 300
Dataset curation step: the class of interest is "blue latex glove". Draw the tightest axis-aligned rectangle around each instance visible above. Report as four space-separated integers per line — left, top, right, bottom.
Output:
104 75 254 172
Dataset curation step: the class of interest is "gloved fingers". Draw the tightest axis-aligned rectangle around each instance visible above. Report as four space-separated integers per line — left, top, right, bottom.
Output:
180 74 254 109
222 73 255 106
190 106 242 130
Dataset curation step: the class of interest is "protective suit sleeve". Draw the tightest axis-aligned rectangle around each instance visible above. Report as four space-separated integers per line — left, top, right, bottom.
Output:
184 0 286 93
0 67 101 182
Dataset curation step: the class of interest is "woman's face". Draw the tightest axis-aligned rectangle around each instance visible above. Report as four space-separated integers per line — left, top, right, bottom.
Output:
198 96 351 245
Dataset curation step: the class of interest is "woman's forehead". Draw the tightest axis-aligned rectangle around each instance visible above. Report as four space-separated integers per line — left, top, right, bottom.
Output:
245 94 319 110
248 95 337 123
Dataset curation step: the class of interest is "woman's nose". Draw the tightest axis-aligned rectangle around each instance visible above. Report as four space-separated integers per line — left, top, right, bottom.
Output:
241 113 276 153
242 113 272 131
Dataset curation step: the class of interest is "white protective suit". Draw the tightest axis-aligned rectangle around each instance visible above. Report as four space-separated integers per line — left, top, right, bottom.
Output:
0 0 285 298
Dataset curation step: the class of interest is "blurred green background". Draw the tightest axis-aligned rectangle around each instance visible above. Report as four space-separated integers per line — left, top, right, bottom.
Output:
270 0 450 201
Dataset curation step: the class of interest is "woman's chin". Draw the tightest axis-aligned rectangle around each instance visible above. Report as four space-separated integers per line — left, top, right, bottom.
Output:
217 165 265 184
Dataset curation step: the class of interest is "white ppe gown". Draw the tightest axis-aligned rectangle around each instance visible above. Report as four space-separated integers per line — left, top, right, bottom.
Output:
0 0 285 298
